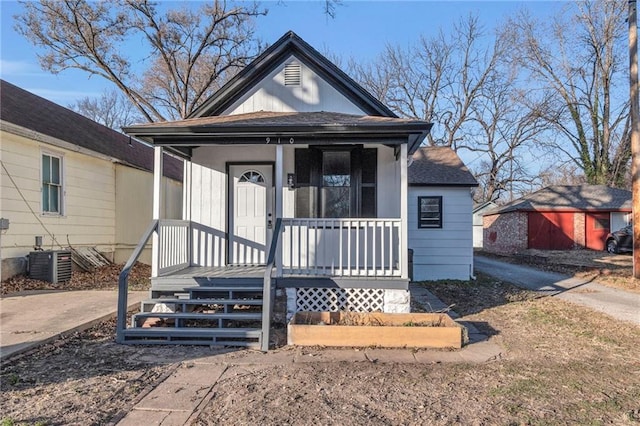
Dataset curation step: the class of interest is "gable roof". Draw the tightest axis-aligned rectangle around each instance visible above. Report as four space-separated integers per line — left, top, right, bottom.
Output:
486 185 632 215
0 80 182 181
189 31 396 118
408 147 478 187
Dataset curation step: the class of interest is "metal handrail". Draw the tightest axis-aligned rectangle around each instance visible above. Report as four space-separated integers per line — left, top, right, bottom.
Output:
261 218 283 352
116 219 159 343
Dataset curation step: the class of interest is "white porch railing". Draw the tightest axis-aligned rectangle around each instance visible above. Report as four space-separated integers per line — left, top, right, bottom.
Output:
155 218 404 278
280 218 402 277
157 220 190 275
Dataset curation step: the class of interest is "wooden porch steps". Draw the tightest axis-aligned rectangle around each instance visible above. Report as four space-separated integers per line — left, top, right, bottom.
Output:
120 279 266 348
119 327 262 347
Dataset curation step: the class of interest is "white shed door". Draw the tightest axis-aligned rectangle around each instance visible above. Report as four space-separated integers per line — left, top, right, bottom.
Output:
229 165 272 265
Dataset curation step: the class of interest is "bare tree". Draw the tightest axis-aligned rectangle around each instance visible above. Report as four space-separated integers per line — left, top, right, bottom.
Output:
467 75 549 202
15 0 266 122
68 89 143 130
508 0 631 187
353 15 504 149
353 15 546 203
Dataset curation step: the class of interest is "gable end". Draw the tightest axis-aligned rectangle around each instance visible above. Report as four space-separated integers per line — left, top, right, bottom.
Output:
190 31 396 118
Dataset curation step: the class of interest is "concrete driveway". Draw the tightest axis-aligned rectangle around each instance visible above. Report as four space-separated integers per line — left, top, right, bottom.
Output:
0 290 146 360
475 256 640 326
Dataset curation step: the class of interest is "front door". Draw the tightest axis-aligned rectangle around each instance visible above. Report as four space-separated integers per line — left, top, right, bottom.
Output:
229 165 273 265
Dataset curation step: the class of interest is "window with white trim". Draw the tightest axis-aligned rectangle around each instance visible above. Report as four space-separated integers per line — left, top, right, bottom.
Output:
42 153 63 214
418 196 442 228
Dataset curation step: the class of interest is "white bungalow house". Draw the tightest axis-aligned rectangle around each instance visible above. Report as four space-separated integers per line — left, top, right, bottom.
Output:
117 31 474 350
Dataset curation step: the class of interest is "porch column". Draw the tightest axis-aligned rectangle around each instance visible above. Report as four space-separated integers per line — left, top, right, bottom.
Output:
400 143 409 279
182 159 192 221
275 144 283 276
152 146 163 277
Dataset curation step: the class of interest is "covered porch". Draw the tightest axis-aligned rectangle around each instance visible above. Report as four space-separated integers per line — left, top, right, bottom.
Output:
117 111 430 350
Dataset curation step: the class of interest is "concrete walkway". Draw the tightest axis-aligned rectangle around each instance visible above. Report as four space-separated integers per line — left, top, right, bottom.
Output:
0 290 146 359
475 256 640 326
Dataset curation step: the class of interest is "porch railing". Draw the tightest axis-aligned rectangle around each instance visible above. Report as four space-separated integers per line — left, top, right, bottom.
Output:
280 218 402 277
157 220 190 275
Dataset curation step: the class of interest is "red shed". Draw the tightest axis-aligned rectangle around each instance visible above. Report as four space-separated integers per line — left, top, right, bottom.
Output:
483 185 631 254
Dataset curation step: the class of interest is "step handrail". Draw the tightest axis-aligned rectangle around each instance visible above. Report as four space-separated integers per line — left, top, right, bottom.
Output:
261 218 283 352
116 219 159 343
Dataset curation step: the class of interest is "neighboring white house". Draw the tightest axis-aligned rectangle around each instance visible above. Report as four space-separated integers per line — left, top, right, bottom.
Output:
116 31 476 349
408 147 478 281
0 80 183 280
472 201 497 248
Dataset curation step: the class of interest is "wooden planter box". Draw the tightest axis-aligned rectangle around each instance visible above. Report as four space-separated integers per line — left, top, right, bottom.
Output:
288 311 465 349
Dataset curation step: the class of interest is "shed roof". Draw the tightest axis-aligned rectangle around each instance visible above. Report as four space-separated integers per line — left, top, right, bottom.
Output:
0 80 182 181
408 147 478 187
485 185 632 215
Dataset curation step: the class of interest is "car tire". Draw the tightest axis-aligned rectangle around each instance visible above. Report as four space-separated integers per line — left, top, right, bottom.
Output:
606 239 619 254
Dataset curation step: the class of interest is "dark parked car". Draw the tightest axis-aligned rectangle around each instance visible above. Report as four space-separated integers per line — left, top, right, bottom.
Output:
605 224 633 254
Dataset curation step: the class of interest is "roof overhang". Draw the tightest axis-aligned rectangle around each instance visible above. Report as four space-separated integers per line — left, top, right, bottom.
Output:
124 112 432 159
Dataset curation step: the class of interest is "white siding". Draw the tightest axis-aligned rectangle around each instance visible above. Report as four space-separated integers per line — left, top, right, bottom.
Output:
187 144 401 266
223 54 366 115
188 145 288 266
408 187 473 281
1 130 116 259
377 146 400 218
114 165 182 264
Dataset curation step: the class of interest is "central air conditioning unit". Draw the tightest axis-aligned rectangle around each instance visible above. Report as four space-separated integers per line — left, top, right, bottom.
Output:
29 250 73 283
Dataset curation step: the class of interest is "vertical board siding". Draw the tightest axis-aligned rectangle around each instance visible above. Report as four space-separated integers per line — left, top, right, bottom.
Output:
189 145 284 266
222 55 366 116
408 187 473 281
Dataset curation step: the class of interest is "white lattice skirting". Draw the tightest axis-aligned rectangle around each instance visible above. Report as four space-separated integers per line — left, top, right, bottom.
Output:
296 288 385 312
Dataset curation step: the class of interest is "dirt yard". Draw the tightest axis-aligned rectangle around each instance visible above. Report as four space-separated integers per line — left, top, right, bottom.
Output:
2 273 639 425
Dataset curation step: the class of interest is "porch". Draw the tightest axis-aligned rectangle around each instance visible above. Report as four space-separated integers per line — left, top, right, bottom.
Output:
116 217 409 351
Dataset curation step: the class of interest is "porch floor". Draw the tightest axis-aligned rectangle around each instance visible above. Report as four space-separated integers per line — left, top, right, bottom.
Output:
153 265 408 290
160 265 266 279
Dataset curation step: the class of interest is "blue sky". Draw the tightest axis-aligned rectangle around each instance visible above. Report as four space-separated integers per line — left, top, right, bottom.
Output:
0 1 563 106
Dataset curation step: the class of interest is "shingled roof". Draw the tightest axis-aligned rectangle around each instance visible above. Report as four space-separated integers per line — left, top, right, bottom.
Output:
409 147 478 186
0 80 182 181
485 185 632 215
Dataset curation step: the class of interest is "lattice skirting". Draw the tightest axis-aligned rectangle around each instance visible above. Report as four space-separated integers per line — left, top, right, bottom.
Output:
296 288 385 312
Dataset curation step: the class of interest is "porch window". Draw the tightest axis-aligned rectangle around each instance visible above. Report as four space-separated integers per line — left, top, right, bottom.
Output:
42 153 63 214
321 151 351 217
418 196 442 228
295 146 377 218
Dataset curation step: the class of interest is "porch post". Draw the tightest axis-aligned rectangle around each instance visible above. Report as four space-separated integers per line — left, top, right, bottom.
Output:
400 143 409 279
151 146 163 277
275 144 283 276
182 159 192 221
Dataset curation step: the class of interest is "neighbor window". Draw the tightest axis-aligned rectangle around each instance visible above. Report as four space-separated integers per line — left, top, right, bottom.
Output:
418 196 442 228
42 153 63 214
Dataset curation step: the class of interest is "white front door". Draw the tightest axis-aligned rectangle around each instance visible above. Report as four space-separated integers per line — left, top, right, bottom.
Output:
229 165 273 265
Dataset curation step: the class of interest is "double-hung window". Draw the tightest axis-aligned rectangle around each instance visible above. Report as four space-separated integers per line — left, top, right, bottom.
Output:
42 153 63 214
418 196 442 228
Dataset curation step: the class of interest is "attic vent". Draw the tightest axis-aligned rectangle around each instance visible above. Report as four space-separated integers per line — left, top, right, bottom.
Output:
284 63 302 86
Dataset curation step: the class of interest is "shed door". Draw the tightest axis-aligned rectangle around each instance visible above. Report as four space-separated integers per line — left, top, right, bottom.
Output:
229 165 273 265
528 212 575 250
585 213 610 251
